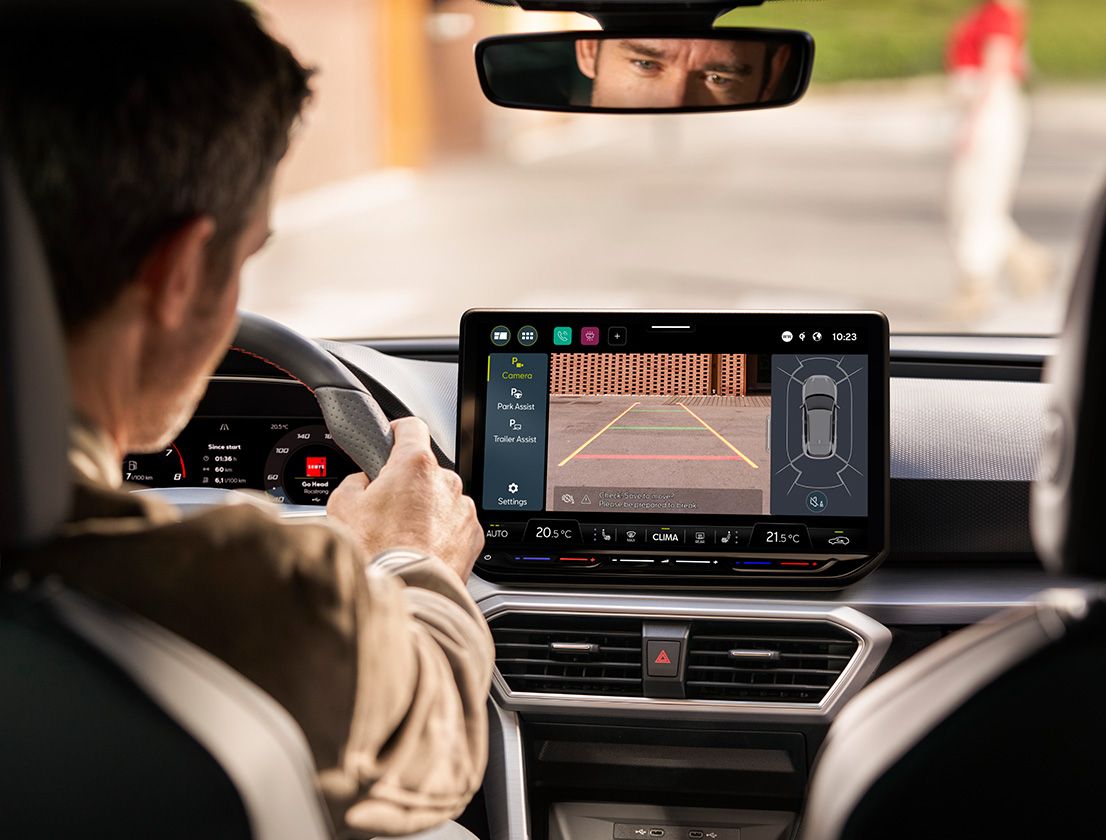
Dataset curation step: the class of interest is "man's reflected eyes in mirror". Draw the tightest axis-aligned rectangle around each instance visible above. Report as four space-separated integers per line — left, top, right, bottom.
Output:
575 38 790 108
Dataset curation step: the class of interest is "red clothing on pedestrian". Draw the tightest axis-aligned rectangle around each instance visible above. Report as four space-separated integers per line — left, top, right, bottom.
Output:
948 1 1026 79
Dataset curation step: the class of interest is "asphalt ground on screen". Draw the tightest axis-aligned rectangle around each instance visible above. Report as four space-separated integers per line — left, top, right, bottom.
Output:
545 395 771 516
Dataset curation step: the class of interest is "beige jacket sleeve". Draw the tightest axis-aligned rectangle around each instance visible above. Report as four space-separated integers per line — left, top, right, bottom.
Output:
336 547 495 837
20 475 493 840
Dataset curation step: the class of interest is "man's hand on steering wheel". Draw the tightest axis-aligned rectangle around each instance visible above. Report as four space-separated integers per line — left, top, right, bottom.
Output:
232 313 483 581
326 417 484 583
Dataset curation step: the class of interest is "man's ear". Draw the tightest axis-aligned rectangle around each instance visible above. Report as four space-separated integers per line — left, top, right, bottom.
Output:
136 217 217 331
764 45 793 100
576 38 599 80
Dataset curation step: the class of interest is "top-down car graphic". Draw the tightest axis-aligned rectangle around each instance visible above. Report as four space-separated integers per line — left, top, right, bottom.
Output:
802 374 838 459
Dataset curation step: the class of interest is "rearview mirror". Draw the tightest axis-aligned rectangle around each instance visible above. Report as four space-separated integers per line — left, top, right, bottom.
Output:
476 29 814 114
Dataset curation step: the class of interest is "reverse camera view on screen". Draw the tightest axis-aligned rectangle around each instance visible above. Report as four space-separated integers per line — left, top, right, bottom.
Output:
541 353 867 518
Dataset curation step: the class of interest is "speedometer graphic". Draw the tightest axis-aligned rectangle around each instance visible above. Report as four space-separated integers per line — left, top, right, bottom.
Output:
123 442 187 486
264 425 358 505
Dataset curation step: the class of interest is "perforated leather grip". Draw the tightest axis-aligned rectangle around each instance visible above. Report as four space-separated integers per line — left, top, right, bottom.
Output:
233 312 395 481
315 387 394 481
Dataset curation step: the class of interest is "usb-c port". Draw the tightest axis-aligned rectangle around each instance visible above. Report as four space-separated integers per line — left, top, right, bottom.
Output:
649 831 665 838
688 832 704 839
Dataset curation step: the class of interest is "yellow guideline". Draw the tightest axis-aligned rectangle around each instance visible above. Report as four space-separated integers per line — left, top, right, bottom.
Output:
677 402 759 469
558 401 642 467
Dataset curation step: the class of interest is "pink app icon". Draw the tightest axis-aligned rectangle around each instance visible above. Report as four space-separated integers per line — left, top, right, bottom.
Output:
581 326 600 346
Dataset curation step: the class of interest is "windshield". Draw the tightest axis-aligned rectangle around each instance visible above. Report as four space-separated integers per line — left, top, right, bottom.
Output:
241 0 1106 339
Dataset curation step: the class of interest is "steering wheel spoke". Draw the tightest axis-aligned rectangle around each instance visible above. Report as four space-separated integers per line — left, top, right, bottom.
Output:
232 312 394 481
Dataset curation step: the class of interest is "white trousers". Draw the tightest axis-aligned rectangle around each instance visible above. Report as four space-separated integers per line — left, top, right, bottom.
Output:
948 73 1030 289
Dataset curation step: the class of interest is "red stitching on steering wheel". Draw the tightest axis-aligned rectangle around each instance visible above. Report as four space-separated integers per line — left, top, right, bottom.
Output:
229 345 315 394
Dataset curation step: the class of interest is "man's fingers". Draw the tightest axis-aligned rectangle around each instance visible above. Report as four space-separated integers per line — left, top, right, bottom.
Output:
329 472 370 501
444 469 464 496
389 417 432 457
326 472 370 520
341 472 371 490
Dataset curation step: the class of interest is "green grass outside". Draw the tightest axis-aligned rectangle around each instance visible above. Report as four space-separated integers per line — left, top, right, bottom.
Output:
717 0 1106 82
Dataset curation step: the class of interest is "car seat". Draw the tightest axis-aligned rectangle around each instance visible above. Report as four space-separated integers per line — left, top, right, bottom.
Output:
797 189 1106 839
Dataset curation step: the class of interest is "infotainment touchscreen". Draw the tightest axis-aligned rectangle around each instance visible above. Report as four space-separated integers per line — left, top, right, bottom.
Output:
457 311 889 586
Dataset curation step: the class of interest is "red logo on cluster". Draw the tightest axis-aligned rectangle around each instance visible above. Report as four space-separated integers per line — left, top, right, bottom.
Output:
306 456 328 478
653 649 671 665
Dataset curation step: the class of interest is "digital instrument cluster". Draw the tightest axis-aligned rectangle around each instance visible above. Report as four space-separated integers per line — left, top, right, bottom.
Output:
458 310 891 587
124 417 359 505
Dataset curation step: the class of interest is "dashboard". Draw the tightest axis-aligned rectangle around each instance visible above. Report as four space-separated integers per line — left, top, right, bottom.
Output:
117 328 1092 840
123 378 360 506
129 332 1052 572
123 330 1086 840
125 417 357 505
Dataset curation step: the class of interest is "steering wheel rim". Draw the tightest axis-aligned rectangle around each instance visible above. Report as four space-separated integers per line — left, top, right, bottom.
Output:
231 311 394 480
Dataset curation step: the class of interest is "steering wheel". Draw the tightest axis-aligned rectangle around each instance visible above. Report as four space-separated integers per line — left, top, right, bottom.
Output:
231 311 394 480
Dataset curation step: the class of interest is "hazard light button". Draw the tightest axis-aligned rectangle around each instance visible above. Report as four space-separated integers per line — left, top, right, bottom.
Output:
646 640 681 678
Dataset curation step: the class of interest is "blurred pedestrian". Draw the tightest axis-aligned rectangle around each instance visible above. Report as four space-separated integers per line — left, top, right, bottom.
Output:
946 0 1054 320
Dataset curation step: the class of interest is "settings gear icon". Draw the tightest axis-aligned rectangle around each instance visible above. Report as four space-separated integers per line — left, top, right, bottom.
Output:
507 483 519 494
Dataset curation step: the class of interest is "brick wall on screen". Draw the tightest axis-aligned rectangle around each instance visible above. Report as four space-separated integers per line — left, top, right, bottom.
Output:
549 353 750 396
550 353 713 395
717 354 747 396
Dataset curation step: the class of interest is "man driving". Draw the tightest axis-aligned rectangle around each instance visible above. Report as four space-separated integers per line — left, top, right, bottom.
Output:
575 37 794 108
0 1 492 837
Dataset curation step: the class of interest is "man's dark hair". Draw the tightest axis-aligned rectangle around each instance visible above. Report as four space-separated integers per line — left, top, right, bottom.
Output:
0 0 312 333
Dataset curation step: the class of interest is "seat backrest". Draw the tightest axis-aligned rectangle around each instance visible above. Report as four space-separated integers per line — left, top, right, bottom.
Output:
0 586 253 838
1 582 335 840
799 188 1106 840
0 159 69 553
1032 188 1106 577
798 588 1106 840
0 157 332 840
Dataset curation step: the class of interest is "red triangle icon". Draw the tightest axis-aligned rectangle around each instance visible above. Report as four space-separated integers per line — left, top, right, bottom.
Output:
654 649 671 665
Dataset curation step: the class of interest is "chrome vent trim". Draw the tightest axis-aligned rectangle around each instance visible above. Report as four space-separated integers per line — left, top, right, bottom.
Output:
491 614 643 697
686 620 860 703
481 595 891 722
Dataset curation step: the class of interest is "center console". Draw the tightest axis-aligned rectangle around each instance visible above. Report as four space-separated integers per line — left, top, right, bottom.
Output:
458 311 895 839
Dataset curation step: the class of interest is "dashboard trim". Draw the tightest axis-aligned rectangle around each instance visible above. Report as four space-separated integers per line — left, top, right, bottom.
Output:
485 702 531 840
342 334 1056 368
131 488 329 520
480 596 891 721
139 495 1087 626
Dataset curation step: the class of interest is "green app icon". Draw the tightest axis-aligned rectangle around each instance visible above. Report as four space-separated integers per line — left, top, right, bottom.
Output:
553 326 572 346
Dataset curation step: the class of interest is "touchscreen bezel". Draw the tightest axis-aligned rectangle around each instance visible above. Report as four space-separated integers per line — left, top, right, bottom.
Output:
457 310 890 586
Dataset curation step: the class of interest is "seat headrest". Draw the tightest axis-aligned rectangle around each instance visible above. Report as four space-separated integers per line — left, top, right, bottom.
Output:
0 160 70 554
1032 189 1106 578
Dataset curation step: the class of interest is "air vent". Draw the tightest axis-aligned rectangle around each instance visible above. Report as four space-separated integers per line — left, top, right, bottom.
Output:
492 614 643 697
685 620 859 704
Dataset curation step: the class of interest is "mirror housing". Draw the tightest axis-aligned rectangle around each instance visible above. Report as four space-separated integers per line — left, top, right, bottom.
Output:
477 1 771 30
476 29 814 114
